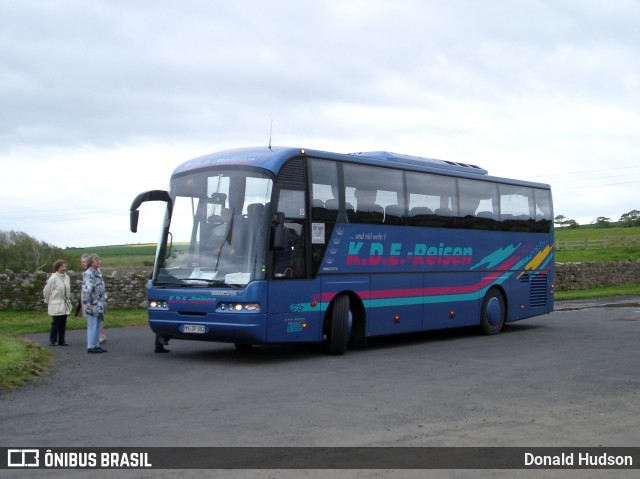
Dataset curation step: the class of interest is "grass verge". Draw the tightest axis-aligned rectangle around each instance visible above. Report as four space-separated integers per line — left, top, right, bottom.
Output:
0 335 53 389
0 309 148 390
0 309 148 335
555 284 640 301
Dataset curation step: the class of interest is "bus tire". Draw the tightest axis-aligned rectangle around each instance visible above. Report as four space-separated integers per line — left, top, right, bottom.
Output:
328 294 350 355
481 288 506 335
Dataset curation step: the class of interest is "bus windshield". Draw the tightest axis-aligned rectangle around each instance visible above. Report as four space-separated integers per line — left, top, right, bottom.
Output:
156 169 273 288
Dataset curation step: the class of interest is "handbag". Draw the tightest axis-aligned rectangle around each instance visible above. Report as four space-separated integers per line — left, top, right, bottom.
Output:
61 276 72 315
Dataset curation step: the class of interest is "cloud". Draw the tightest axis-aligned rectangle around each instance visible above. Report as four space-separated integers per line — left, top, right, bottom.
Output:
1 0 639 245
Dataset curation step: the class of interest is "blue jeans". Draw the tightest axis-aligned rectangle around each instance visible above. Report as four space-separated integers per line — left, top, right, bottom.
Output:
86 315 102 349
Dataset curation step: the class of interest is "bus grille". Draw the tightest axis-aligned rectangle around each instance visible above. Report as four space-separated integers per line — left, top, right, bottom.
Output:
528 273 548 308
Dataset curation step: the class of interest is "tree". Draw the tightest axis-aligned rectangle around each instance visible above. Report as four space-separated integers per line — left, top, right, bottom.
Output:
619 210 640 227
554 215 578 228
0 230 79 272
567 219 579 229
592 216 611 228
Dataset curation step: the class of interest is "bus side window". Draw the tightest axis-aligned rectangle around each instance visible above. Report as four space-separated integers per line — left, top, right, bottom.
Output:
407 173 457 228
500 185 533 232
384 204 404 225
353 188 384 224
343 163 403 225
534 189 553 233
310 159 339 223
458 179 499 230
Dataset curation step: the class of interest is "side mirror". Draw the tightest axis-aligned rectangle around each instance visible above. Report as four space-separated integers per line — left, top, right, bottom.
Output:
129 210 140 233
129 190 172 233
271 212 286 250
130 210 140 233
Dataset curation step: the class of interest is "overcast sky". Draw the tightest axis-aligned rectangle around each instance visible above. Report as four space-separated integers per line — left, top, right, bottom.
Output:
1 0 639 248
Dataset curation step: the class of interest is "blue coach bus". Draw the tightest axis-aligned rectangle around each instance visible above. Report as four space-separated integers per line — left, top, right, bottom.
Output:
130 146 554 354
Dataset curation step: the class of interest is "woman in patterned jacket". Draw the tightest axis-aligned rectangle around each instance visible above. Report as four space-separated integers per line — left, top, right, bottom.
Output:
82 254 108 353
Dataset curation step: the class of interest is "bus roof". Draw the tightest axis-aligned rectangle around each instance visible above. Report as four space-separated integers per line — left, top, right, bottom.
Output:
347 151 487 175
173 146 550 189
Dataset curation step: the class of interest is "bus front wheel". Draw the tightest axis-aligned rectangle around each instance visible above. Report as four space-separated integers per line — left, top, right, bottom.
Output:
480 288 506 335
328 294 350 355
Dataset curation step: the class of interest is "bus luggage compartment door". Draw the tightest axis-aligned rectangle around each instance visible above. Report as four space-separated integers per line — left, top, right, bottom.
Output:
367 274 423 336
267 280 323 343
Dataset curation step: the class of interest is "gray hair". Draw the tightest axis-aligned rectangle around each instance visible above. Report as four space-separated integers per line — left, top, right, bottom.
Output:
80 254 90 271
86 254 101 267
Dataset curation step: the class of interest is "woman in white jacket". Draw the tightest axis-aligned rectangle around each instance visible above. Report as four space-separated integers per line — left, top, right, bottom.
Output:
43 259 72 346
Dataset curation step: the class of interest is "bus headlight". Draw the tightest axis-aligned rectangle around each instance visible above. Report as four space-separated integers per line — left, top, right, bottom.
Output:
217 303 261 313
149 300 168 309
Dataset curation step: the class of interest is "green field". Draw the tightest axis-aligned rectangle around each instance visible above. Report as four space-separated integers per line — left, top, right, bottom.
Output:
555 225 640 239
65 244 156 267
64 227 640 265
555 225 640 262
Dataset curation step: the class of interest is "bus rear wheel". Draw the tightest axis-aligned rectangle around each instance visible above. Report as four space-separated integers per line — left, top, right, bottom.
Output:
481 288 506 335
328 294 350 355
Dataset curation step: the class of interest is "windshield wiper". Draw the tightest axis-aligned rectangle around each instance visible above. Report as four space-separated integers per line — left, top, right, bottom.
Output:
154 274 186 287
202 279 244 288
156 280 244 289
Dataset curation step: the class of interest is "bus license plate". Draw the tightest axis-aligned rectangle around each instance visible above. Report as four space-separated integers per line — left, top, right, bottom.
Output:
182 324 205 334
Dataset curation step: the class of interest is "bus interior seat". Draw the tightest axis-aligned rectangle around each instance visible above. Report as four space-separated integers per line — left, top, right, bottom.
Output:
384 204 404 225
410 206 433 216
476 211 497 220
344 202 356 222
221 208 248 255
434 207 453 216
430 207 456 228
324 198 338 211
471 211 499 230
354 203 384 223
323 198 355 222
408 207 433 226
352 189 384 223
315 198 340 222
247 202 265 219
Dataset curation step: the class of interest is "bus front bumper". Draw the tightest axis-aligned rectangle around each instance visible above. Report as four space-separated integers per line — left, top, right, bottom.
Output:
149 312 268 344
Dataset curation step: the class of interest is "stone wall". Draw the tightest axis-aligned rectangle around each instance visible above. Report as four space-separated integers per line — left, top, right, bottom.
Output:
1 262 639 311
553 261 640 291
0 270 151 312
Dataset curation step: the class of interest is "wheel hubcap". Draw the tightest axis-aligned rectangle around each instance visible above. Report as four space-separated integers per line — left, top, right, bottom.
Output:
486 297 503 326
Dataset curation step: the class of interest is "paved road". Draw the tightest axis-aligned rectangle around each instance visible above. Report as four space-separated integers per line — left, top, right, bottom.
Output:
2 300 639 478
